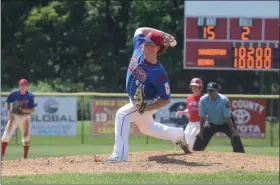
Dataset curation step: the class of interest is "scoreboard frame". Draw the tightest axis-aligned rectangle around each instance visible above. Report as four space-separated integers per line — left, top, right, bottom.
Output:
183 1 279 72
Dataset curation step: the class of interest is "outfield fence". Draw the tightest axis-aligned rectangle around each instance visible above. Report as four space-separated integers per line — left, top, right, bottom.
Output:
1 92 279 147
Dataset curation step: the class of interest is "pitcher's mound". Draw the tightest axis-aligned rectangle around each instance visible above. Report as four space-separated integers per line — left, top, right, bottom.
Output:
2 151 279 176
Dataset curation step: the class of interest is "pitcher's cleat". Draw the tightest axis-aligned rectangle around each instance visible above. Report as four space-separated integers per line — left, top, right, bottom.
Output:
176 137 191 154
104 156 126 163
181 143 191 154
1 155 4 161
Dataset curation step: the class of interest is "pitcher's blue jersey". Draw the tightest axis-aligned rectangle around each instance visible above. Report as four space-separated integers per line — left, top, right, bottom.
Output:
126 34 171 101
6 89 37 109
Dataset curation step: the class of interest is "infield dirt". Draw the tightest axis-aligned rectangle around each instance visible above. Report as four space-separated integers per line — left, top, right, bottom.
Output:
2 151 279 176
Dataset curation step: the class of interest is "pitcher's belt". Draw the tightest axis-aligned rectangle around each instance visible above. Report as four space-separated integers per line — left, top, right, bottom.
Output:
130 97 159 105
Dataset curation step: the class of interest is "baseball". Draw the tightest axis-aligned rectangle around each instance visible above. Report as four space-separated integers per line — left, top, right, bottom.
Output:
169 39 177 47
166 34 177 47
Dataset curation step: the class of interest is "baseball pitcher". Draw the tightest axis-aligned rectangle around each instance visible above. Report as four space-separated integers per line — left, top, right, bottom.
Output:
105 27 188 162
176 78 203 153
1 79 37 160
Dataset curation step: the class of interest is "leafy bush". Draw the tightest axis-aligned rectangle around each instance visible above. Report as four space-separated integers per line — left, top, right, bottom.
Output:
28 81 54 92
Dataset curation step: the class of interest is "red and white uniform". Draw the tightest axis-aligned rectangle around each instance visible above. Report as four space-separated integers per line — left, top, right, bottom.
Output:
184 94 203 151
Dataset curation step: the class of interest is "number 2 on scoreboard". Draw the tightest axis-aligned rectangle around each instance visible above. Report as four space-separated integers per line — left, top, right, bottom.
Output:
241 26 250 40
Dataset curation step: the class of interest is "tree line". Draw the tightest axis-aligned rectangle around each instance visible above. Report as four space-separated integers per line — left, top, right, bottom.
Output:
2 0 279 95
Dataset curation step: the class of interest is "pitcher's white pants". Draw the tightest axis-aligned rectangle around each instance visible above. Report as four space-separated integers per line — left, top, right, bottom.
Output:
184 121 200 152
112 102 185 161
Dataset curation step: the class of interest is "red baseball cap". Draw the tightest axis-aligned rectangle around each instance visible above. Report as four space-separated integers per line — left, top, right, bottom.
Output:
18 78 29 85
144 31 165 46
190 78 203 86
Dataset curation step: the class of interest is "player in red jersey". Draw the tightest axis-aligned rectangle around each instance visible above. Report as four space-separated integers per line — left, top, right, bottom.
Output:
176 78 203 153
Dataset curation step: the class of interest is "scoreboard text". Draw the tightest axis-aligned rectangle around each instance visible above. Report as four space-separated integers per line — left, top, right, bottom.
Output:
184 2 279 71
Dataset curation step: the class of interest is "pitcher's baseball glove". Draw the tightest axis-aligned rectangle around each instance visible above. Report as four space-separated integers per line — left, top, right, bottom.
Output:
134 86 147 114
12 104 23 114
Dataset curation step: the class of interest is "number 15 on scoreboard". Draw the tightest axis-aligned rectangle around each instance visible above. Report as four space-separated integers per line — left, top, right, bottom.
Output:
203 26 215 40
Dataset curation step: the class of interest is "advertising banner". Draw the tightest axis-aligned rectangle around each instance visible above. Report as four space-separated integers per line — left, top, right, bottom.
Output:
91 97 141 136
154 98 188 128
30 96 77 136
216 98 266 138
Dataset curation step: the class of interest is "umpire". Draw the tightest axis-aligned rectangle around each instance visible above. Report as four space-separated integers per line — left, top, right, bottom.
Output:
193 82 245 153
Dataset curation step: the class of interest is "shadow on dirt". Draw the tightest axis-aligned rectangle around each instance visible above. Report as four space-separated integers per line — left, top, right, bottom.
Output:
148 153 221 166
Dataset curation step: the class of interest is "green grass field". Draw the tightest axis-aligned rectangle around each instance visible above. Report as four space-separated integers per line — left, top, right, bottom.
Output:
5 121 279 160
9 121 280 146
2 121 279 184
5 121 279 159
4 144 279 160
3 172 279 184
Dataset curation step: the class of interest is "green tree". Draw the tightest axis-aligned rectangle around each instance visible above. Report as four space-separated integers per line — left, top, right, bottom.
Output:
1 0 278 94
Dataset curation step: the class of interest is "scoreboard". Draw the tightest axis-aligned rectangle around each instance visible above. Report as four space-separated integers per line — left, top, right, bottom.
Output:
184 1 279 71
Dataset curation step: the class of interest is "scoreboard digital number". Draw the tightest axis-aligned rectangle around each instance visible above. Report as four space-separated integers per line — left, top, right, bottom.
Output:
233 47 272 69
184 1 279 71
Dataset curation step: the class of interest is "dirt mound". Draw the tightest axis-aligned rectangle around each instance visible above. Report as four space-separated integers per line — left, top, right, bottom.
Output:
2 151 279 176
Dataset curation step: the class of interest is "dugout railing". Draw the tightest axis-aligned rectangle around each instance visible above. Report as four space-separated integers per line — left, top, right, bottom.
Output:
1 92 279 147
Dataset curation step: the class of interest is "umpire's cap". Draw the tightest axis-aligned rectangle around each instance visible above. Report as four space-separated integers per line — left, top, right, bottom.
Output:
207 82 218 91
